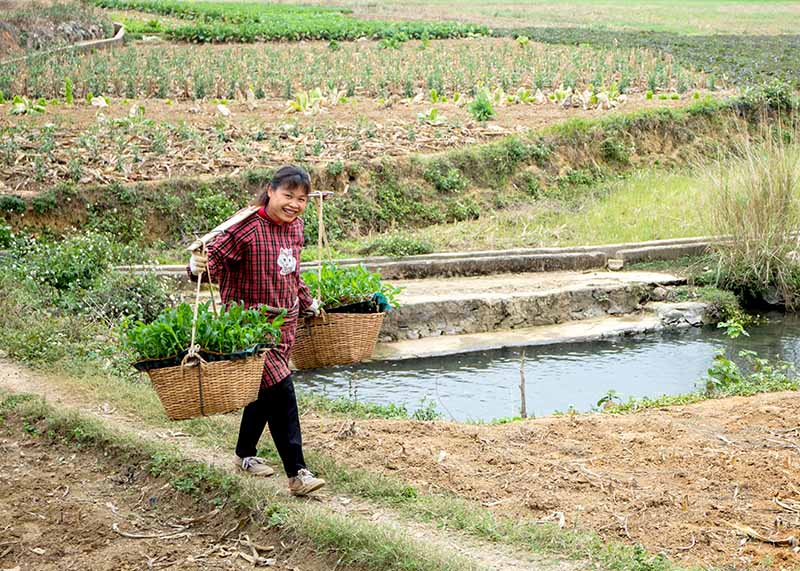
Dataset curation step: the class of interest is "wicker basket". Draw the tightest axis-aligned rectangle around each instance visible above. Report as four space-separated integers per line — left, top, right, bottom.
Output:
292 312 385 370
145 351 266 421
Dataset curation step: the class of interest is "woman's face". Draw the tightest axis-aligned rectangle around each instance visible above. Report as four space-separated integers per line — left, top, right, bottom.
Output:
266 184 309 223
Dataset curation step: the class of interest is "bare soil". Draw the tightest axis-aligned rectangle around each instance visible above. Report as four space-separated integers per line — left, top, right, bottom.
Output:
0 94 692 194
0 413 333 571
304 391 800 569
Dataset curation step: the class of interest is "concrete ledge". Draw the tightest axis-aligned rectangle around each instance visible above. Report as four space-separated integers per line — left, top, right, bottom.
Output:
618 243 711 264
117 235 717 280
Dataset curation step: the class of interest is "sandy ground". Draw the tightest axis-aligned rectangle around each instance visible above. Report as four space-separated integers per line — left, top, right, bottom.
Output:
304 391 800 569
0 417 328 571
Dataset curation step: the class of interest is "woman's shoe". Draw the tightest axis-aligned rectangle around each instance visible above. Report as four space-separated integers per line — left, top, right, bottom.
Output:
288 468 325 496
234 455 275 477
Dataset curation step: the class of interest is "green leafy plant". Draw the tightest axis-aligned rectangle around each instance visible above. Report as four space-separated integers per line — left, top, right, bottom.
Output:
11 232 114 291
65 77 74 104
10 95 45 115
0 195 26 214
416 107 444 125
468 90 496 122
0 224 12 248
123 301 285 361
301 263 402 310
411 397 440 421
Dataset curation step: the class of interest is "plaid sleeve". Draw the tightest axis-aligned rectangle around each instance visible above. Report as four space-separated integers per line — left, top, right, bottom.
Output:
206 229 246 283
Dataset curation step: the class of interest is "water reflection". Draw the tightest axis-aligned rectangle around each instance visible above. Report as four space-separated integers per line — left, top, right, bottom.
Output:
294 314 800 422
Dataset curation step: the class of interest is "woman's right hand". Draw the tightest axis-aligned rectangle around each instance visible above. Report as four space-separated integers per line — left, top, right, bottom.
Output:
190 251 208 275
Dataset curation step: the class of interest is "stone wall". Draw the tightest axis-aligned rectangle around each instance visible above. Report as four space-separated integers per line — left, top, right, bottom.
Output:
381 283 651 341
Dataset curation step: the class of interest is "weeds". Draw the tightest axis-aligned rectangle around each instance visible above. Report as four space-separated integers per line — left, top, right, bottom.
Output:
707 128 800 308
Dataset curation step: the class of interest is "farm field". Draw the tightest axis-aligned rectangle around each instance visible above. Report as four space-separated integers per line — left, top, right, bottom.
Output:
299 0 800 35
2 1 800 570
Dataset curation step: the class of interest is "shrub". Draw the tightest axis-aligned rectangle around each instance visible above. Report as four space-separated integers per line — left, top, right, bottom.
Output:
740 80 797 113
360 235 433 258
0 224 12 248
31 191 58 214
446 197 481 221
600 136 630 164
467 91 496 122
64 271 177 323
11 232 114 291
423 163 466 193
0 195 26 214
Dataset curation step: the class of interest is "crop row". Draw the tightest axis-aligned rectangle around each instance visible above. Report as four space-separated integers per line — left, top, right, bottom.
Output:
87 0 487 42
0 38 704 102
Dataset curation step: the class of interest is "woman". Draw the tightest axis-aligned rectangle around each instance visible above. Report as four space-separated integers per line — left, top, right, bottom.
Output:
189 165 325 496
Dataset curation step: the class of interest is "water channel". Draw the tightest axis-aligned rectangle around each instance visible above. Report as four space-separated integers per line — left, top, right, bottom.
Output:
294 314 800 422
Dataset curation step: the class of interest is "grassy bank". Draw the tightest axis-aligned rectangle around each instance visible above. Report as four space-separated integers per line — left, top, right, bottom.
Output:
2 94 793 253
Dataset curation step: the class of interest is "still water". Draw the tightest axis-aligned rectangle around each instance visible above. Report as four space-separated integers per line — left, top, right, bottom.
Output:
294 315 800 422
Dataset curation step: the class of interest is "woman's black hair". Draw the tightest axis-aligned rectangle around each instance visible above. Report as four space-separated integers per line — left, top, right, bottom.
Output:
255 165 311 206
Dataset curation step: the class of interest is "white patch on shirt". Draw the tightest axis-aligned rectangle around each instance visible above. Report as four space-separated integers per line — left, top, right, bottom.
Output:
277 248 297 276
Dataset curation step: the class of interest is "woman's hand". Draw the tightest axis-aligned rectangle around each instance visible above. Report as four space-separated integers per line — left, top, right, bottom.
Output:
303 298 322 317
190 250 208 275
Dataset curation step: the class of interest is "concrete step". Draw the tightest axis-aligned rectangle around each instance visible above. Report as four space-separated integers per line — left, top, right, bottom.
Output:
372 301 711 361
382 270 685 341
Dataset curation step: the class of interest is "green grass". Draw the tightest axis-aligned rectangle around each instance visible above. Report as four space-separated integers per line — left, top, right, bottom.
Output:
333 167 713 254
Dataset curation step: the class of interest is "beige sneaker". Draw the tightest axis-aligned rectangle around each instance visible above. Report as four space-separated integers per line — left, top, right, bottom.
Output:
288 468 325 496
234 455 275 477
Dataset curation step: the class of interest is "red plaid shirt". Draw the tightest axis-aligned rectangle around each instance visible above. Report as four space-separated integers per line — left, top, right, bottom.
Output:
191 209 313 387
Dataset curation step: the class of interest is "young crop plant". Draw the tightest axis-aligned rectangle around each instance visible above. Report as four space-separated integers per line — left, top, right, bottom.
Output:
286 88 325 115
10 96 45 115
416 107 444 125
468 90 496 122
123 301 285 361
301 263 402 311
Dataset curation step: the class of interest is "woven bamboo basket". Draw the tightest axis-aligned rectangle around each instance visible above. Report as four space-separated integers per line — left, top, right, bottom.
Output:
292 312 385 370
145 350 266 421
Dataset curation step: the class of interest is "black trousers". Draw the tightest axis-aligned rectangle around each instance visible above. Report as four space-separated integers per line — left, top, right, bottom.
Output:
235 375 306 477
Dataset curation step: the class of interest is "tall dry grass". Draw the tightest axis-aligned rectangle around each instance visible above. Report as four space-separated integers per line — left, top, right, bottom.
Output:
708 126 800 307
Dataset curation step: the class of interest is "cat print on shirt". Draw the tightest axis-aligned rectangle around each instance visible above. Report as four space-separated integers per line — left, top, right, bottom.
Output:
277 247 297 276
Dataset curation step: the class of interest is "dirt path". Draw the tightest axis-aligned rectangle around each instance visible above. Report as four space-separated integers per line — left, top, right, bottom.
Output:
0 359 574 571
0 415 334 571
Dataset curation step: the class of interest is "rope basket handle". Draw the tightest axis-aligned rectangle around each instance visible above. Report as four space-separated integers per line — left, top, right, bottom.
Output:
311 190 335 311
188 242 218 360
